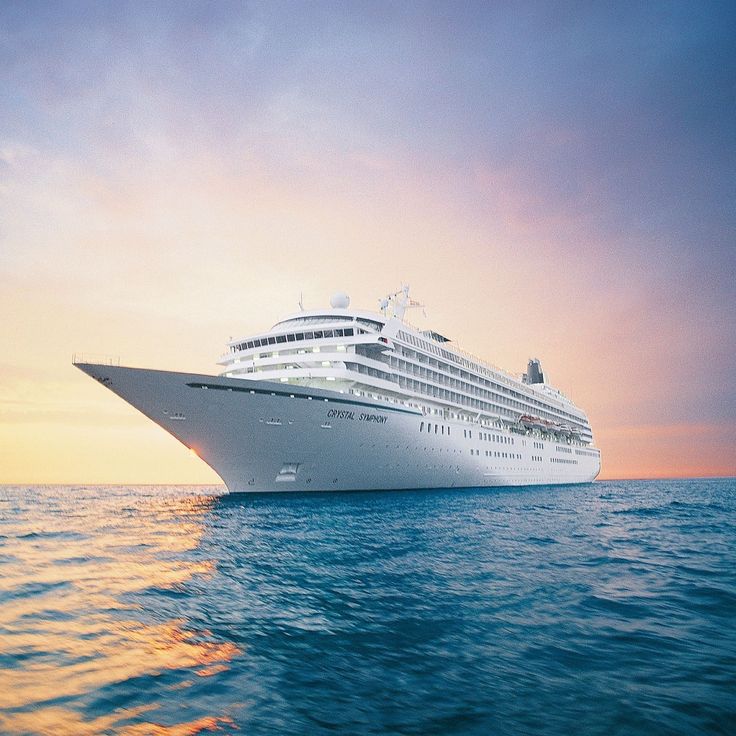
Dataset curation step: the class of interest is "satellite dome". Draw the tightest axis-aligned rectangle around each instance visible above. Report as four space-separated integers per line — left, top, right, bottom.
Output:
330 291 350 309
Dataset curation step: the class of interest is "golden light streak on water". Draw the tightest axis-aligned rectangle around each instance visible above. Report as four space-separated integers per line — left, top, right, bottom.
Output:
0 487 239 735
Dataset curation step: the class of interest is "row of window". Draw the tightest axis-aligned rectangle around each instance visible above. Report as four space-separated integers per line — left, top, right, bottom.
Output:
419 423 520 446
470 448 578 465
388 348 584 430
475 431 514 445
351 362 392 381
398 373 516 417
393 350 533 412
399 330 523 394
232 327 358 353
471 449 524 459
575 449 599 457
417 423 591 462
396 331 582 425
419 421 450 436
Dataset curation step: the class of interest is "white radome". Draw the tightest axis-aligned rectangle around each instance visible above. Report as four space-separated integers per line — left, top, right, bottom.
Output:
330 291 350 309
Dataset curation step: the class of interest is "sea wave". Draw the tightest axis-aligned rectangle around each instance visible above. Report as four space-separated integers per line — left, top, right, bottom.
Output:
0 479 734 735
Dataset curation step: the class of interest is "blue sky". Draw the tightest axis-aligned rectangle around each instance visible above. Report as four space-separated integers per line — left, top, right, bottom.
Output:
1 1 734 479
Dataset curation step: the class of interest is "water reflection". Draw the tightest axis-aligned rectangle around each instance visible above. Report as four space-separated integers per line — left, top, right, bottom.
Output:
0 486 238 735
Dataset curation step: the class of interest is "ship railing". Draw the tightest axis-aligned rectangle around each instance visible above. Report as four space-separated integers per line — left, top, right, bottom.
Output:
72 352 121 366
400 317 574 410
400 318 524 387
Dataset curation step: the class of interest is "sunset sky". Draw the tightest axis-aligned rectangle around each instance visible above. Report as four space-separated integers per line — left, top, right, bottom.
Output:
1 1 734 483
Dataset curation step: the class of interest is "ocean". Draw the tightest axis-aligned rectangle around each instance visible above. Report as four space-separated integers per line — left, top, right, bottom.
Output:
1 479 734 735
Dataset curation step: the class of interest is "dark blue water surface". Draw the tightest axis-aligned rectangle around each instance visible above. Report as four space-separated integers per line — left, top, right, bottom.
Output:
1 479 735 735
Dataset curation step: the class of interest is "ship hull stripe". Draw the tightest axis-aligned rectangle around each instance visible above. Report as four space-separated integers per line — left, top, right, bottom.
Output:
186 381 421 415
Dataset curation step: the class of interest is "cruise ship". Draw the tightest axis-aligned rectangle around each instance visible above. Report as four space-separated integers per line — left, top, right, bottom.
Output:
75 286 601 492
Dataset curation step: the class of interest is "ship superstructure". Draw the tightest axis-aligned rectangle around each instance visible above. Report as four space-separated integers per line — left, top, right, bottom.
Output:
76 286 601 492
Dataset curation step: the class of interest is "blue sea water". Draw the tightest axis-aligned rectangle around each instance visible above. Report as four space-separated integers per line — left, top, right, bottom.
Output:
0 480 735 736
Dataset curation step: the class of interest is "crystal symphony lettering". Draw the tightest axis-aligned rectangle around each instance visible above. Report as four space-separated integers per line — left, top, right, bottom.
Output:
326 409 388 424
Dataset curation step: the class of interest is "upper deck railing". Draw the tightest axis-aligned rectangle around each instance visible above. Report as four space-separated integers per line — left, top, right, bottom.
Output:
398 318 574 405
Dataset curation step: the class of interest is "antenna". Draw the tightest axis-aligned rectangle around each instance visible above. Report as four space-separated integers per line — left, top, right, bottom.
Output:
380 284 424 321
298 292 304 311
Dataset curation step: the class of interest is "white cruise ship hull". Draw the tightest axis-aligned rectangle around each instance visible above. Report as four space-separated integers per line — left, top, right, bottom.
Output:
77 363 601 493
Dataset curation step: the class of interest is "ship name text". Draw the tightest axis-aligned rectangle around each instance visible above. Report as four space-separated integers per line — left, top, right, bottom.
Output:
326 409 388 424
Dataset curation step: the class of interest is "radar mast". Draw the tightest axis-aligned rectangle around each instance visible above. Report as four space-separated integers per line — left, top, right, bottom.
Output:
379 285 425 321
